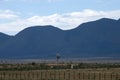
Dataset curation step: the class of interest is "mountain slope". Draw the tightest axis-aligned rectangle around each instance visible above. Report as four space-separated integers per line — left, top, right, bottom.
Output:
0 18 120 58
0 25 65 58
0 32 13 48
65 18 120 57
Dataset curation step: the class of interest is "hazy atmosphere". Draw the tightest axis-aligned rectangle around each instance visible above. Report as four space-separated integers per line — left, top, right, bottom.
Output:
0 0 120 35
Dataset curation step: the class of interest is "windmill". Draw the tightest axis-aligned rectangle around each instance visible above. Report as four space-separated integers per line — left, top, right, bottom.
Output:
56 53 60 64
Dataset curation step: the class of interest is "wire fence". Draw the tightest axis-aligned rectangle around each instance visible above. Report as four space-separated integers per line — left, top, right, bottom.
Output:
0 69 120 80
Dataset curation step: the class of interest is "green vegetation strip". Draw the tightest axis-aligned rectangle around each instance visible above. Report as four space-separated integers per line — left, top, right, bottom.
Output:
0 63 120 71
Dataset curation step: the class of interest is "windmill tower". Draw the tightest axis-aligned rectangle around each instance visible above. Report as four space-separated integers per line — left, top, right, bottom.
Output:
56 53 60 64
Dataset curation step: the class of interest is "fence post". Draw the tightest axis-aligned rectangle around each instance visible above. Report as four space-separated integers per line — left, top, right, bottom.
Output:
115 73 118 80
3 72 5 80
83 72 84 80
93 72 95 80
99 72 101 80
68 71 70 80
104 73 105 80
88 72 90 80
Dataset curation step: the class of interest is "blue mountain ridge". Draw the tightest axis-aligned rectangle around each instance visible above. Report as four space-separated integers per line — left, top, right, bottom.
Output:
0 18 120 59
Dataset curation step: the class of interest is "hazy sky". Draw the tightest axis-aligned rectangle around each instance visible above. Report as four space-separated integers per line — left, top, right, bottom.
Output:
0 0 120 35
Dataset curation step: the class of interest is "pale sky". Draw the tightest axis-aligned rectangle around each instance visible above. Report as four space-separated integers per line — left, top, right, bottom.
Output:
0 0 120 35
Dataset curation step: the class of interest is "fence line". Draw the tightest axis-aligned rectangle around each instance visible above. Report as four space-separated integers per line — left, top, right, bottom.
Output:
0 69 120 80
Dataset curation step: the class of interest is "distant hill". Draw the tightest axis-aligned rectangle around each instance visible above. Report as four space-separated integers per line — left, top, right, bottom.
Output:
0 33 13 48
0 18 120 59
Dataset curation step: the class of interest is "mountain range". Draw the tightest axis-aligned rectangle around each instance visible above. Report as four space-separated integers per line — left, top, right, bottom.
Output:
0 18 120 59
